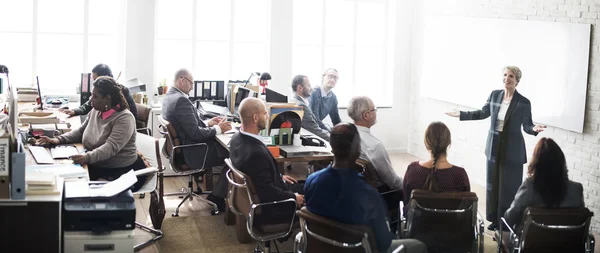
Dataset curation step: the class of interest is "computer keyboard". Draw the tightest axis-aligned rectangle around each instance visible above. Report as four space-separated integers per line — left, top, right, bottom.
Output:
29 146 54 164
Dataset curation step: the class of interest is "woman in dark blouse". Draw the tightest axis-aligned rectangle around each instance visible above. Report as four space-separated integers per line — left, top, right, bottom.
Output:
403 121 471 210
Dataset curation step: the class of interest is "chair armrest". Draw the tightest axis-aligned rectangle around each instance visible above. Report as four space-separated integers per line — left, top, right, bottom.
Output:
500 217 516 235
136 127 151 135
391 244 405 253
158 124 168 135
135 167 159 176
381 188 402 197
169 143 209 169
588 233 595 253
247 198 298 241
398 201 406 238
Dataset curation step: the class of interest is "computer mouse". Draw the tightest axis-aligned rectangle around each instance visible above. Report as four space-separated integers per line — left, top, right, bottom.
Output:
51 99 62 105
59 105 69 110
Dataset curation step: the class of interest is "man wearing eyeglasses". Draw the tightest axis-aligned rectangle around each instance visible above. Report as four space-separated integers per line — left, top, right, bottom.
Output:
308 68 341 132
162 69 232 211
347 96 403 207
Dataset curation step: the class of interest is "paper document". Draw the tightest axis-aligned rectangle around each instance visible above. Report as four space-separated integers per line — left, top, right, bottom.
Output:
26 164 87 179
64 169 138 198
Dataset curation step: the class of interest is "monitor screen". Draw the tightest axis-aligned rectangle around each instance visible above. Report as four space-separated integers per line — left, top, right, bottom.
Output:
36 76 42 109
234 86 257 107
265 88 288 103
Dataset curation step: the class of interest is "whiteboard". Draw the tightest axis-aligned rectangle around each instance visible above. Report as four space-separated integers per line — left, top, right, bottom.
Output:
419 16 591 133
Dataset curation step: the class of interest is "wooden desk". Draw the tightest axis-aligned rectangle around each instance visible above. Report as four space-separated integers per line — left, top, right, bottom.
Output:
215 128 334 173
0 103 87 253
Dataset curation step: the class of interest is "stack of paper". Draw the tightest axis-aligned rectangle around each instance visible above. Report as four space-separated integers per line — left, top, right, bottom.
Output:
26 164 88 181
26 171 59 195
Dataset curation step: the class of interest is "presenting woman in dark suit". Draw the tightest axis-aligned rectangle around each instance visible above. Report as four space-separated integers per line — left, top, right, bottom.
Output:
445 66 546 230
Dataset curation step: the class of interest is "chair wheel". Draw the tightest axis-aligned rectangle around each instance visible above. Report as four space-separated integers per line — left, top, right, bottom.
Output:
139 193 145 199
211 210 219 215
172 213 179 217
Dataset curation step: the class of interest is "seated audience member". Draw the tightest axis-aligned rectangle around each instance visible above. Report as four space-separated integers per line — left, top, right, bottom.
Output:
348 97 403 197
161 69 232 210
290 75 330 141
229 97 304 225
308 68 341 132
61 63 138 122
403 121 470 212
37 77 147 191
504 137 584 229
304 123 427 253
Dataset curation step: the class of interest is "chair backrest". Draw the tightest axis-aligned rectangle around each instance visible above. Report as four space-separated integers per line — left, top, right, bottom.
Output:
520 207 593 253
297 207 377 253
136 103 151 129
157 116 200 172
224 158 261 219
355 159 378 188
405 189 478 252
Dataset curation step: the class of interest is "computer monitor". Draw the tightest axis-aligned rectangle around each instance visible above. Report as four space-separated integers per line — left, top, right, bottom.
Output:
80 73 92 106
232 86 258 114
265 88 288 103
36 76 42 109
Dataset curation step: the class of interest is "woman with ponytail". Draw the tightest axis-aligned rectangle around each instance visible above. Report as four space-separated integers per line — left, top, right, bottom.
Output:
37 76 147 191
402 121 471 213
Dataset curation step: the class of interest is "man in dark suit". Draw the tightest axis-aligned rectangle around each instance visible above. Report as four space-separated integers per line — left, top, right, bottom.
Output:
162 69 232 209
229 97 304 225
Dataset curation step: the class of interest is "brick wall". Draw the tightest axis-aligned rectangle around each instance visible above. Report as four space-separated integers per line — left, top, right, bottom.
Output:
408 0 600 233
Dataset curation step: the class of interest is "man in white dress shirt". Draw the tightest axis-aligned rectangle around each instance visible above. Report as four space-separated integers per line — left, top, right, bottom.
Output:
347 96 403 196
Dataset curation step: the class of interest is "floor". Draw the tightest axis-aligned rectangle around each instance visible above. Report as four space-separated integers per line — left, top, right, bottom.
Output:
132 153 596 253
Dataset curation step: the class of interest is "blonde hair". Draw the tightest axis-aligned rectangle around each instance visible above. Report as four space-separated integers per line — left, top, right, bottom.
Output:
504 66 522 83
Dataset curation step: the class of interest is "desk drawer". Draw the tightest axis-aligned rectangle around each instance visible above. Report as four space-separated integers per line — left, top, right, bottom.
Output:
64 230 133 253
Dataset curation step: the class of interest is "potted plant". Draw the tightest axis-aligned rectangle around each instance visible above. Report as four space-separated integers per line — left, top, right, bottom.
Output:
157 79 168 95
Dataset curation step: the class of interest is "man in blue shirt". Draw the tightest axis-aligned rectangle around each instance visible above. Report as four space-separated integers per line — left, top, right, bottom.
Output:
304 123 427 253
308 68 341 132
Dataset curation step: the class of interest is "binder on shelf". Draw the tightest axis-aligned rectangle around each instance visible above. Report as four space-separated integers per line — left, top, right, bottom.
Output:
193 81 201 99
202 81 211 99
210 81 217 99
0 129 10 199
217 81 225 100
10 152 25 199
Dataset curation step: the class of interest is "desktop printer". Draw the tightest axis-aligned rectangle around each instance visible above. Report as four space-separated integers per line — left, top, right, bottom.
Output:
63 181 136 233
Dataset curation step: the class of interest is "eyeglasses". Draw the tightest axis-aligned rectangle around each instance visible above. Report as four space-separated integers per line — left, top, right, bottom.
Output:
325 74 339 80
366 107 378 113
181 76 193 84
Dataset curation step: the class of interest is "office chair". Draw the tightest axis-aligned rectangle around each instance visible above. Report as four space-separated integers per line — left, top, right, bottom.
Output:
355 159 402 233
400 189 484 253
132 132 165 251
224 158 297 253
495 207 595 253
135 103 152 135
295 207 406 253
157 116 219 216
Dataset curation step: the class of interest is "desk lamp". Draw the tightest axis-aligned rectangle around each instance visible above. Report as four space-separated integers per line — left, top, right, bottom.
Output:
259 72 271 95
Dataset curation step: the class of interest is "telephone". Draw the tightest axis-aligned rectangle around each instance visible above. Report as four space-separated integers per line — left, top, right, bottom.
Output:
301 136 325 147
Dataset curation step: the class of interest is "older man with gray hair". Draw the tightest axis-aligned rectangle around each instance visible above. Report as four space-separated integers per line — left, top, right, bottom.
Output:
348 96 403 195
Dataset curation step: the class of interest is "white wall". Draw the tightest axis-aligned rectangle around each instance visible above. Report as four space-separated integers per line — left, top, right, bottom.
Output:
408 0 600 233
124 0 156 93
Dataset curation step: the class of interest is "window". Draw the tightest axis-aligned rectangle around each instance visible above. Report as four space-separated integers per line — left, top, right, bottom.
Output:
0 0 124 93
155 0 271 86
293 0 395 106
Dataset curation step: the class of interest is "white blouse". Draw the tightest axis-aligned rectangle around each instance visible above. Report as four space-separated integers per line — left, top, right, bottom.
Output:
496 99 511 132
